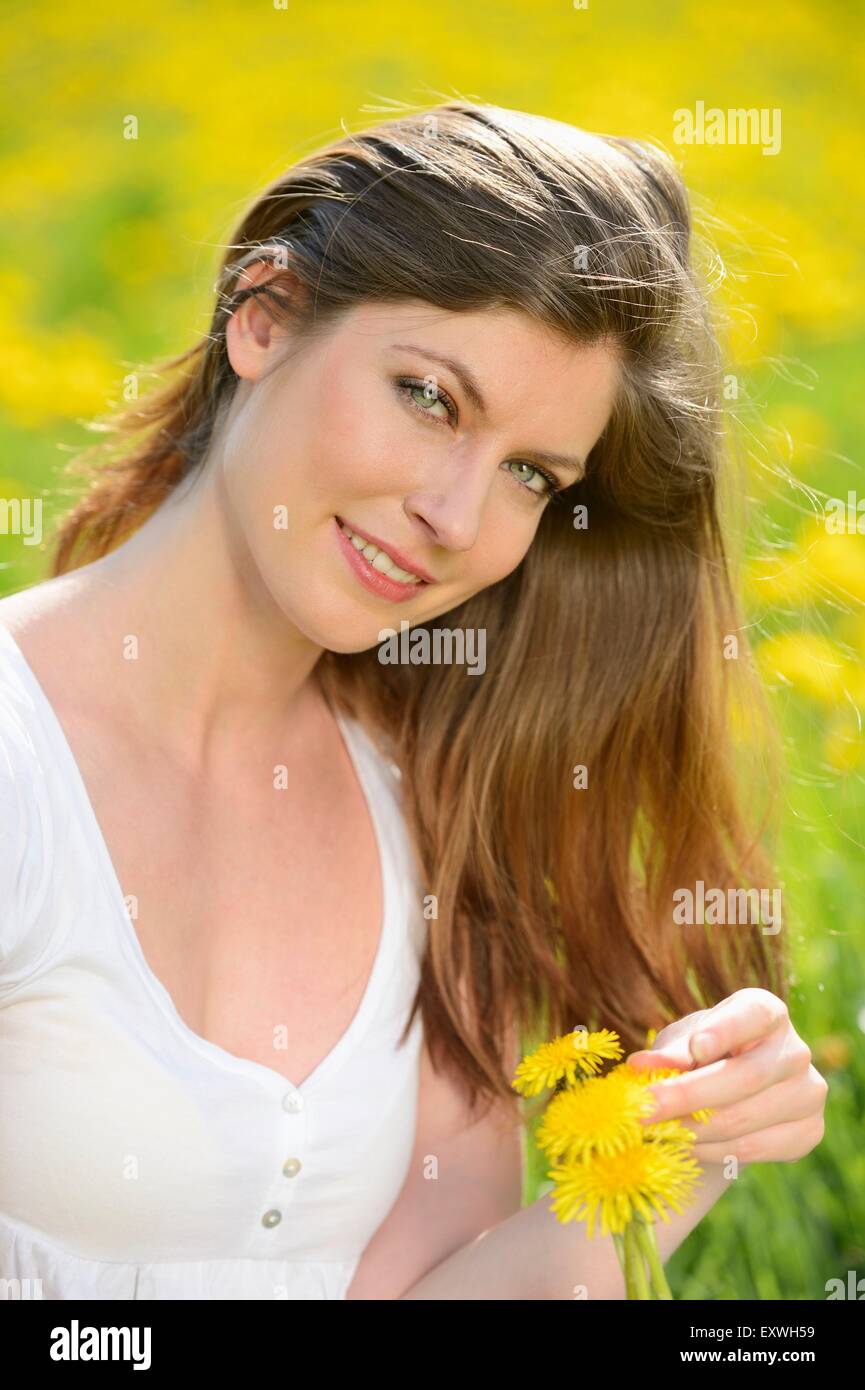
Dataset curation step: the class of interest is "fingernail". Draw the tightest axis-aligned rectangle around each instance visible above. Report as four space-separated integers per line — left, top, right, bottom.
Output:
691 1032 713 1063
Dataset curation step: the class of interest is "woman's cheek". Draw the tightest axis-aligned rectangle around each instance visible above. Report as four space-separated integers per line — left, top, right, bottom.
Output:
312 402 402 497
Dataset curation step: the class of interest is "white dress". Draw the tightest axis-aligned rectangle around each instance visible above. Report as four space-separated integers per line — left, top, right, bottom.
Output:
0 622 427 1300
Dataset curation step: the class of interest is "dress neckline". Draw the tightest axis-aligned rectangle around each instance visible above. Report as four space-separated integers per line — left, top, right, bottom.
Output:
0 620 395 1100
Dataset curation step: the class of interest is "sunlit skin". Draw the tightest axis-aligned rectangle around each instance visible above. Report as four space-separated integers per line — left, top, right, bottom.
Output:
218 260 622 653
627 989 827 1167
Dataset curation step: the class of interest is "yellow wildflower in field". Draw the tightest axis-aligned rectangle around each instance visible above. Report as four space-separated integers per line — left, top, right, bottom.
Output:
755 631 850 706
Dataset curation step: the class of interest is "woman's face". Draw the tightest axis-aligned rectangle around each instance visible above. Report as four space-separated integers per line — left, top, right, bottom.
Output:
221 273 621 652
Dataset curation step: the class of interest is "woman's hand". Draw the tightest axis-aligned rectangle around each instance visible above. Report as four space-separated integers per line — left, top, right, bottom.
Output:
625 987 828 1165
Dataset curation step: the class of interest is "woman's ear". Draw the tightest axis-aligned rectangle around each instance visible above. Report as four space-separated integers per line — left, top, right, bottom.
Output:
224 253 304 381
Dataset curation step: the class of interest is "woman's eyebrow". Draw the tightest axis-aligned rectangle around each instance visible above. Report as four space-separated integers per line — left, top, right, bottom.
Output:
389 342 586 476
390 342 490 415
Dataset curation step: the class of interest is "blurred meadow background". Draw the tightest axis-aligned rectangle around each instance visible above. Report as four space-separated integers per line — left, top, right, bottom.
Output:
0 0 862 1299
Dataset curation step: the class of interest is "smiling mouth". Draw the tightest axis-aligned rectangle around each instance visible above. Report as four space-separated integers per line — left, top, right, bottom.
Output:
335 517 430 585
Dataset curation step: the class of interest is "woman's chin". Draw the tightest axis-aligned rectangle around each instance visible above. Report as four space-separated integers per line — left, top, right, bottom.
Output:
293 611 394 658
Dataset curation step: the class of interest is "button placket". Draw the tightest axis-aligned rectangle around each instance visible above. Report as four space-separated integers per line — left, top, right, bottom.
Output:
258 1081 308 1233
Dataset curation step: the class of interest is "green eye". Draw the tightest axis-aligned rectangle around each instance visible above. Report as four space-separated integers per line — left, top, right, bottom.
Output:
396 376 458 424
409 385 450 420
395 374 564 505
505 459 564 501
508 460 547 493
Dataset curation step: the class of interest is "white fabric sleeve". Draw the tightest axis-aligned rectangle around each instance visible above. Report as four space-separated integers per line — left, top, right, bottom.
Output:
0 708 49 980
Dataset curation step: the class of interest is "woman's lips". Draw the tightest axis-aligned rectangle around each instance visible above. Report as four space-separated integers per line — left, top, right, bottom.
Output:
333 516 431 603
336 515 437 582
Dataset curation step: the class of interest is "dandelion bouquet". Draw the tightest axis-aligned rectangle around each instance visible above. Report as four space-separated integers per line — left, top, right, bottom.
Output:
512 1026 712 1299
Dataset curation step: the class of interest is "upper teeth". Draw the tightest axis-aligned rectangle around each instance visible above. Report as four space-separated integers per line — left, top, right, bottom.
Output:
339 521 424 585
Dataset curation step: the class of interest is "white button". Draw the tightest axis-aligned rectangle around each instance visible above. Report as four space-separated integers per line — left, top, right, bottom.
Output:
282 1089 304 1113
283 1157 302 1178
261 1209 282 1228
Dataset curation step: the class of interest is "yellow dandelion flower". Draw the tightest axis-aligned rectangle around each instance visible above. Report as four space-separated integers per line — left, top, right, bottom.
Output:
548 1142 703 1237
813 1034 851 1070
612 1063 713 1124
755 630 850 706
511 1028 623 1096
536 1070 650 1161
641 1119 699 1147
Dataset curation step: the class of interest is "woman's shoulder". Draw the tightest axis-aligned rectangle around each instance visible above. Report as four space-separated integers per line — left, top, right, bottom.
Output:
0 588 71 978
0 588 74 756
0 596 49 743
0 583 107 756
0 579 89 683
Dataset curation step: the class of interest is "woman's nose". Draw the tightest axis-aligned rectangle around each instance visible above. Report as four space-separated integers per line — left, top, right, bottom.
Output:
402 444 494 553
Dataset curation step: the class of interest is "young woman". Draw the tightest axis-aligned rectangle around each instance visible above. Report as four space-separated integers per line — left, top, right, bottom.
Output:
0 101 826 1300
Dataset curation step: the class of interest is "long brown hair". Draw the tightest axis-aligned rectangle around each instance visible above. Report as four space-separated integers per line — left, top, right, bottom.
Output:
48 102 786 1121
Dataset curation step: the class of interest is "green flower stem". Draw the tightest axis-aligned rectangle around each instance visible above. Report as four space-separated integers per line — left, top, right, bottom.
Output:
624 1219 652 1299
615 1229 638 1298
612 1232 628 1291
634 1217 673 1300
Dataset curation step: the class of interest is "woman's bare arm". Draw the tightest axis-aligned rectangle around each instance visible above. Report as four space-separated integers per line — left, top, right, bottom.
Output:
399 1162 729 1300
346 1018 730 1300
344 1031 525 1300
